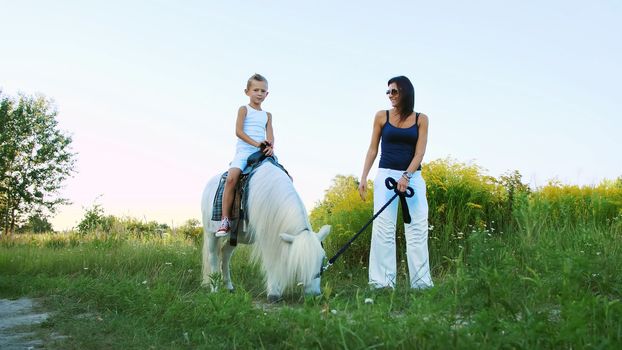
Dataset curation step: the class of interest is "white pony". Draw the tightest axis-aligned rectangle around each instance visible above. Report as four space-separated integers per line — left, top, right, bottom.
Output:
201 161 331 302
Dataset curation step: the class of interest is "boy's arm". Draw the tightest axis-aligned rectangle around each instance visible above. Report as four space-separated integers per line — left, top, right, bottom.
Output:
266 112 274 146
235 106 261 147
262 112 274 156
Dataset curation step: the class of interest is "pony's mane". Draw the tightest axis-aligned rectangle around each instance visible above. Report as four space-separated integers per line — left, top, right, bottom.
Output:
246 163 322 289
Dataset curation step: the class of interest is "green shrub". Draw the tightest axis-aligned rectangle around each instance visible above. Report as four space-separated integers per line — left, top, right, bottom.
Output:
77 203 115 235
77 203 169 238
177 219 202 243
310 175 373 267
120 217 169 238
532 179 622 230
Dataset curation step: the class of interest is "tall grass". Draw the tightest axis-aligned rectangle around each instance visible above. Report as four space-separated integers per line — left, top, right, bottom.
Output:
2 224 621 348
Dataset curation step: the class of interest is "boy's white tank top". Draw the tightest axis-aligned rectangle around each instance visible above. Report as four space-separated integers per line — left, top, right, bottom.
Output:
236 105 267 152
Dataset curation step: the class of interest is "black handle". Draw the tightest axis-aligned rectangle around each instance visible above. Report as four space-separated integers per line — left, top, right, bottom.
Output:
385 177 415 224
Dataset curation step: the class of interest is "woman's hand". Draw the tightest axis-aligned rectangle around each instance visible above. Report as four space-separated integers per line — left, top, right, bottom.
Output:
358 180 367 201
397 175 409 193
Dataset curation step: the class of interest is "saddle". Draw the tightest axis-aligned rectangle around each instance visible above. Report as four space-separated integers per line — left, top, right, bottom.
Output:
211 151 289 246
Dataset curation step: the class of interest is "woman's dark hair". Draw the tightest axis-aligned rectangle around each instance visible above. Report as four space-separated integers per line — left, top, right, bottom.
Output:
388 76 414 120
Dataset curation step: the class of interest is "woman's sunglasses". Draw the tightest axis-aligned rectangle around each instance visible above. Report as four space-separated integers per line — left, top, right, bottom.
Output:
385 89 399 96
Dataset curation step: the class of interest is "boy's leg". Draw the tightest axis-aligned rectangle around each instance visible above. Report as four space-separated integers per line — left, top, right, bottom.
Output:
216 168 242 236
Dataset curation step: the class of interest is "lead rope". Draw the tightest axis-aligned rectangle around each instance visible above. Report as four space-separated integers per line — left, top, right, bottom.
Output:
317 176 414 277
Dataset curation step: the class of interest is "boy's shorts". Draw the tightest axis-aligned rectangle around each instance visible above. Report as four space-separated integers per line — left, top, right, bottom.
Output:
229 149 255 172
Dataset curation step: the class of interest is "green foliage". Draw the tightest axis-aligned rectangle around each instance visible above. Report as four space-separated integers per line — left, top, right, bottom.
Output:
77 203 114 235
423 158 511 273
497 169 531 223
424 158 508 234
176 218 202 243
121 217 169 238
534 179 622 229
512 178 622 243
76 202 169 238
16 213 54 233
0 91 76 235
310 175 374 266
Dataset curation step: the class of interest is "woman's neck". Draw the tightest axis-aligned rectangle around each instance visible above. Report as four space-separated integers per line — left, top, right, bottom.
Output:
391 107 403 118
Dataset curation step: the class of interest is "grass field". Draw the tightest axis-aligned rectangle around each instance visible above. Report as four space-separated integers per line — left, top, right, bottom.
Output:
2 161 621 348
1 223 621 349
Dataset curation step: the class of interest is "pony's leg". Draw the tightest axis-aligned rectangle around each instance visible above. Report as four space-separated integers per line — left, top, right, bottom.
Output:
201 231 221 291
220 243 236 291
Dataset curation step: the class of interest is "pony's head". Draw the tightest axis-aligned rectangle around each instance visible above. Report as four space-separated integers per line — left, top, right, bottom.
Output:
280 224 331 295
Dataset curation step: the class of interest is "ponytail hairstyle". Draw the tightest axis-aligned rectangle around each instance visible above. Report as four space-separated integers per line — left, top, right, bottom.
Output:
388 76 414 121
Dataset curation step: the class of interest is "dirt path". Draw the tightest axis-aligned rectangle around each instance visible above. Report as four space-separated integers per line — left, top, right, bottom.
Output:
0 298 51 349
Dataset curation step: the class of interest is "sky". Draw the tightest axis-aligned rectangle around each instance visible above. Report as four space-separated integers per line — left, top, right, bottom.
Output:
1 1 621 230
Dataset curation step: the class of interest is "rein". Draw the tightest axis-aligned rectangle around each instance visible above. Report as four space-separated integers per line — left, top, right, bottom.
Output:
315 176 414 278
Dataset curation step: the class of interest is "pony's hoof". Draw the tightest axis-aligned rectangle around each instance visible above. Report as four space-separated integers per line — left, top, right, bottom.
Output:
228 288 235 293
267 295 283 303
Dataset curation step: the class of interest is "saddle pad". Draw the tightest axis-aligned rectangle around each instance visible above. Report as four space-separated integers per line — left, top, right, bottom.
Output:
211 172 243 221
211 157 288 222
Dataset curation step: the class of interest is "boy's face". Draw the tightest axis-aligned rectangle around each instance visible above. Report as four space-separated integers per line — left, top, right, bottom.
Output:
245 80 269 105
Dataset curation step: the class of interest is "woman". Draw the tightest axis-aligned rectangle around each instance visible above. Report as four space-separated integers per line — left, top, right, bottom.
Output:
358 75 433 289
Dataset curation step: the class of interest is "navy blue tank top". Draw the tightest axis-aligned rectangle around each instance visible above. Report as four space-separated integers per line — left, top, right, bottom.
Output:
379 110 422 171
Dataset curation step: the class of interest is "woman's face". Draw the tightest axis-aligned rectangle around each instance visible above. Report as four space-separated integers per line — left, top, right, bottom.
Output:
387 82 400 108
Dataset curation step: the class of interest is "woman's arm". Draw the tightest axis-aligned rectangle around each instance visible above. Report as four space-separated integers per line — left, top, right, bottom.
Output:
358 111 385 201
398 113 429 192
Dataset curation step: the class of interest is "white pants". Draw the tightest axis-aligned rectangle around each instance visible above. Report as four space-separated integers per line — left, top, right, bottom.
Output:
369 168 433 289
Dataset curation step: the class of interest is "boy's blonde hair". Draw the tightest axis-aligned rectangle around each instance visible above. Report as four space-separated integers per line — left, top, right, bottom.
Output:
246 73 268 89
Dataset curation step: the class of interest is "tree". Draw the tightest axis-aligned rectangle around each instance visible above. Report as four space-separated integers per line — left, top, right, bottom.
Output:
0 91 76 236
17 213 54 233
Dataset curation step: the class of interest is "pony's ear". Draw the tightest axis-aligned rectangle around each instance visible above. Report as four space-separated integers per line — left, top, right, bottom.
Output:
280 233 296 243
317 225 331 242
